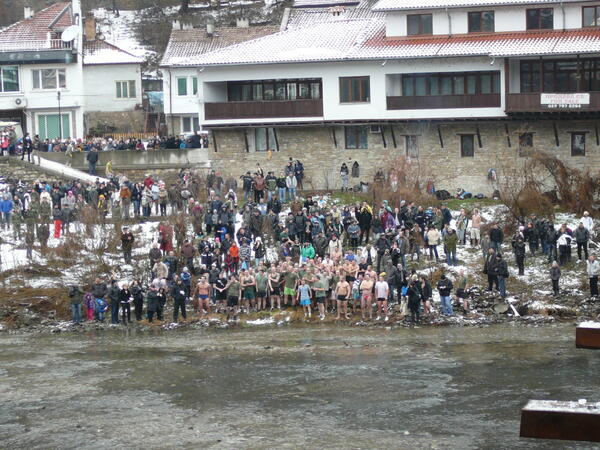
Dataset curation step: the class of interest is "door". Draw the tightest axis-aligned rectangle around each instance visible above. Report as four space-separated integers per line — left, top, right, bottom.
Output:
38 114 70 139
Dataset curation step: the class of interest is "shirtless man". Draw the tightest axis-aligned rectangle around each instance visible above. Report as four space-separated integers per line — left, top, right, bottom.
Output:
193 276 212 316
360 273 374 320
240 269 256 313
335 275 351 320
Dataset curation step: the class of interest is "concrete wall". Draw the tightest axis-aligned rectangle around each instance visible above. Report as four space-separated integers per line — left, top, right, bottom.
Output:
82 63 142 112
385 2 589 37
200 58 505 126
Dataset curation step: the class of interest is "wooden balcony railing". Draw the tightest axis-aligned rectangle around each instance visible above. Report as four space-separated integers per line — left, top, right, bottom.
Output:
205 99 323 120
387 94 501 110
505 92 600 113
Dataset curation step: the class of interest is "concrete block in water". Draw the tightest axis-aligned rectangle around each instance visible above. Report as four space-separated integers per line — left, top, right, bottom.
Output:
520 400 600 442
576 322 600 349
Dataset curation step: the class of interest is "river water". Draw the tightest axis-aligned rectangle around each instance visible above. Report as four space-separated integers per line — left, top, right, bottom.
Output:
0 323 598 449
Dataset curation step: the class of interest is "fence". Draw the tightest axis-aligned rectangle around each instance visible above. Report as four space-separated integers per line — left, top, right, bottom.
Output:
88 133 159 141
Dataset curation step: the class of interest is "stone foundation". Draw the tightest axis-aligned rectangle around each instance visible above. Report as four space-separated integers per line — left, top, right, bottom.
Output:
206 119 600 195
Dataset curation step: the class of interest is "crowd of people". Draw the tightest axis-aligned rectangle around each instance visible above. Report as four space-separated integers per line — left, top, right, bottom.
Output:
0 128 210 163
0 154 596 326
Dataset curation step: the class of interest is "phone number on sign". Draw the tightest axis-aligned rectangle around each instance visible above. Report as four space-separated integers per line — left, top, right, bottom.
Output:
546 104 583 109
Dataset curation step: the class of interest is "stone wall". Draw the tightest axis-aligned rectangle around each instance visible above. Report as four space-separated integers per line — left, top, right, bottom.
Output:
85 111 145 135
206 119 600 195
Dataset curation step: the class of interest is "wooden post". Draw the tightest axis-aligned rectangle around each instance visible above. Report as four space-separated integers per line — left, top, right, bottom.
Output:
576 322 600 349
521 400 600 442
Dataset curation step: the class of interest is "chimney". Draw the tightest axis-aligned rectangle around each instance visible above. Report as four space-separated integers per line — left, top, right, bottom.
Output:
206 21 214 37
236 18 249 28
84 14 96 41
24 6 34 19
172 19 181 30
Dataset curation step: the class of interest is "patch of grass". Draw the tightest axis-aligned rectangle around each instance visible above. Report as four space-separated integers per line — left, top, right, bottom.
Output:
444 197 501 211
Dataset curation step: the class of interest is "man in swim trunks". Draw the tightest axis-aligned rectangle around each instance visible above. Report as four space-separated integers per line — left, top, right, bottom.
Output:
335 276 351 320
193 276 212 317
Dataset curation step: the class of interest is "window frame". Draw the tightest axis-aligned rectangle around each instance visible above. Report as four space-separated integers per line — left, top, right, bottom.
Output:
583 5 600 27
468 11 495 33
181 116 200 134
407 13 433 36
344 126 368 149
518 132 534 157
255 127 276 152
570 132 586 157
0 66 19 93
460 134 475 157
177 77 188 96
405 135 419 158
401 71 500 96
32 68 66 90
115 80 136 99
339 76 370 103
226 79 322 102
526 8 554 30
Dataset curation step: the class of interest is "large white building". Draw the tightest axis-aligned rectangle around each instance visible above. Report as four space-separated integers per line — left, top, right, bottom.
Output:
161 0 600 191
0 1 142 139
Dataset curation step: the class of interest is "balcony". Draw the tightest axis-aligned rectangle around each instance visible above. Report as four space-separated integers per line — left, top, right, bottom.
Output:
0 39 72 52
204 99 323 121
506 93 600 113
387 94 501 110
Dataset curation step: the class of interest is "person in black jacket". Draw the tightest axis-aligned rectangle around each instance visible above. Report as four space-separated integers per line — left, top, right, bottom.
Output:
483 248 499 291
86 148 99 175
131 280 144 321
512 234 526 275
171 277 187 322
108 280 120 324
119 284 132 324
146 284 161 322
489 224 504 252
407 281 422 324
437 274 454 315
419 275 433 315
494 253 509 298
121 226 134 264
574 222 590 261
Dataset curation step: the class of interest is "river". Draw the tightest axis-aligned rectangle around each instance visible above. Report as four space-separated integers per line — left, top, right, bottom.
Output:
0 323 598 449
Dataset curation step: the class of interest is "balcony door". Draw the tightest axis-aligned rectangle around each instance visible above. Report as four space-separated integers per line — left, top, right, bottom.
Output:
38 113 70 139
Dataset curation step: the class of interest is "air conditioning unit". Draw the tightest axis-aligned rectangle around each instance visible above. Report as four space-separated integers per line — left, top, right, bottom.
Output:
13 98 27 108
370 125 382 134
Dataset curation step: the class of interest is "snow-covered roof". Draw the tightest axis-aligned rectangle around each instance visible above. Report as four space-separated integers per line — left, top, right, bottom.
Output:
293 0 360 7
173 20 600 66
286 0 383 30
83 40 143 65
373 0 584 12
161 25 279 67
0 2 72 47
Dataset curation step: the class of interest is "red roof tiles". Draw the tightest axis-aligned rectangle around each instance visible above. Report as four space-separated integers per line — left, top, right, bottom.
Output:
0 2 72 43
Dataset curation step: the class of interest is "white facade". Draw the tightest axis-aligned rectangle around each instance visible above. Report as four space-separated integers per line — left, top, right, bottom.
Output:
199 57 505 126
385 2 590 37
163 67 201 134
82 63 142 112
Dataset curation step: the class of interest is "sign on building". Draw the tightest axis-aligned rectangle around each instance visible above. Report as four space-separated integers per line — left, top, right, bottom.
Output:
540 93 590 109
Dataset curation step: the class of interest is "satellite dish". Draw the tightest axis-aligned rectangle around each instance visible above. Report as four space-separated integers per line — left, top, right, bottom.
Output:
61 25 79 43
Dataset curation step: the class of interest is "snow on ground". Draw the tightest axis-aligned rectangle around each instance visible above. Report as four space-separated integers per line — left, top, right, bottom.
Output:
35 155 109 184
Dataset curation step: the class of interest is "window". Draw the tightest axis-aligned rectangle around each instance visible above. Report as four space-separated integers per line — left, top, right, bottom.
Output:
116 81 136 99
520 61 541 92
255 128 276 151
32 69 66 90
181 116 200 133
37 114 70 139
526 8 553 30
571 132 586 156
518 132 533 157
192 77 198 95
0 66 18 92
339 76 370 103
468 11 495 32
401 71 500 96
345 126 368 149
177 77 187 96
407 14 432 35
583 6 600 27
405 135 418 158
226 79 322 102
460 134 475 157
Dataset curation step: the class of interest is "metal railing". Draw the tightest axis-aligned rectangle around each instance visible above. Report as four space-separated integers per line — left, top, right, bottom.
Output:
0 39 72 52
